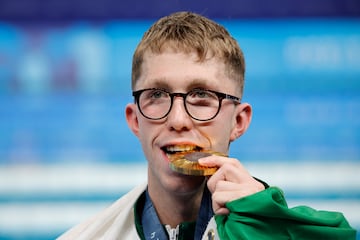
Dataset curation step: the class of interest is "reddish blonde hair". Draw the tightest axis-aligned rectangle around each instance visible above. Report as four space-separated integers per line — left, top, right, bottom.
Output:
132 11 245 95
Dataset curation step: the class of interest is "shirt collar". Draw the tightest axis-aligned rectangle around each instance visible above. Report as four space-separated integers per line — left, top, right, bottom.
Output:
138 185 214 240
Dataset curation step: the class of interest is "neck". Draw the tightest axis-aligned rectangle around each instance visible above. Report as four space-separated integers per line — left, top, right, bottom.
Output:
148 180 205 228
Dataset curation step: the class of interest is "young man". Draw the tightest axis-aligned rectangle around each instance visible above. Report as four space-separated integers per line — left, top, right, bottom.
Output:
58 12 356 239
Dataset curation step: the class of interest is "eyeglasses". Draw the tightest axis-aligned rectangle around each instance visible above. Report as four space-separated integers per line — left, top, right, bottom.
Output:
132 88 240 121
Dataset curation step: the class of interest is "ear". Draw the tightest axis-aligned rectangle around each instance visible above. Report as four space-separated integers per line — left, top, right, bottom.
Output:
125 103 140 137
230 103 252 141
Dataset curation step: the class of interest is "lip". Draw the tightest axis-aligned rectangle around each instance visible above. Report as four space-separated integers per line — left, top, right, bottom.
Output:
160 143 203 162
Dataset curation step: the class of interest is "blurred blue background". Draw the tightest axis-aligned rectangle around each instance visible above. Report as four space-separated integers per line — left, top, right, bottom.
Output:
0 0 359 239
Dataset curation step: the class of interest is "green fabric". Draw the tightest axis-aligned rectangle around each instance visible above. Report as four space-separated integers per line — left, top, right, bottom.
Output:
134 191 146 240
178 221 196 240
215 187 357 240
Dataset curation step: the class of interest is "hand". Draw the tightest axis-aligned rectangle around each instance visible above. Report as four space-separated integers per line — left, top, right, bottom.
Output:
199 155 265 215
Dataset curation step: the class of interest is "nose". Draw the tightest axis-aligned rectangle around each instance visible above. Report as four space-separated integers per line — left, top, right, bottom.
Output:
166 96 193 131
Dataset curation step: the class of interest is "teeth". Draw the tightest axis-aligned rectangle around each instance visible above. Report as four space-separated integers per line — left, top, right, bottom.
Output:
165 145 198 153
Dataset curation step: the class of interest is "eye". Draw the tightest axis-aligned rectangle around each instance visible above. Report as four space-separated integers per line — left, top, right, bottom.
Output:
189 89 217 99
147 89 168 99
186 89 219 108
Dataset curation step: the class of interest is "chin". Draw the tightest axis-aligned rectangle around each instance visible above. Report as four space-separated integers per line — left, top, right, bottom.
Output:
168 173 206 193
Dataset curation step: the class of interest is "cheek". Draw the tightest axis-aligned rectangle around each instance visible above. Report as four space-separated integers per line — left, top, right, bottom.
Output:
135 118 150 146
198 108 236 147
137 119 162 147
200 124 232 150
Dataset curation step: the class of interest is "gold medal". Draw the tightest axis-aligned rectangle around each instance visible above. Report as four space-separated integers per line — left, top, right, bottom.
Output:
169 150 227 176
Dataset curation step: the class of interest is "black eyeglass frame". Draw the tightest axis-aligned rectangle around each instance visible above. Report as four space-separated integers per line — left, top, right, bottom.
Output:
132 88 241 121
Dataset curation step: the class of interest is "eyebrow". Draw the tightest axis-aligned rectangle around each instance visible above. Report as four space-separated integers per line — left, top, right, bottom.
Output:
142 78 171 90
143 77 216 92
185 79 222 94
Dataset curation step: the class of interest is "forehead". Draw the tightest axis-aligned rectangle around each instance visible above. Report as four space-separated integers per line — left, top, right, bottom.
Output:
135 50 238 93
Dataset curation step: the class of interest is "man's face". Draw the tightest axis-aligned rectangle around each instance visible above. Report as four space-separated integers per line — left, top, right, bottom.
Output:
126 49 250 194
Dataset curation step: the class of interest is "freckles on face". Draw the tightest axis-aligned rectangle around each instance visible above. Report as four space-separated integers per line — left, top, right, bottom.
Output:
198 112 235 152
133 51 241 190
141 52 238 141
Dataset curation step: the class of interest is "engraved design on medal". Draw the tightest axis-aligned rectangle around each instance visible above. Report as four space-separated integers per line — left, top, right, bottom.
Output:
169 150 227 176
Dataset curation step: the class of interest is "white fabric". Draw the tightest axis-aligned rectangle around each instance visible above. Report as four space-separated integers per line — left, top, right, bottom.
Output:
57 182 219 240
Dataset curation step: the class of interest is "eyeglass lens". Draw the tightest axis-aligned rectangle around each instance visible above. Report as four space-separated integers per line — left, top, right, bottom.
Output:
137 89 221 121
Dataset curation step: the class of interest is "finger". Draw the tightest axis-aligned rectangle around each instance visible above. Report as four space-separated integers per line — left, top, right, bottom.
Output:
214 207 230 215
199 156 252 182
207 162 255 193
211 182 246 215
202 156 265 210
198 155 238 168
208 175 265 211
213 180 263 199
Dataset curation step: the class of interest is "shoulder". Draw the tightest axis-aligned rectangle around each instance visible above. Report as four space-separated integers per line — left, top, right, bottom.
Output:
57 183 147 240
